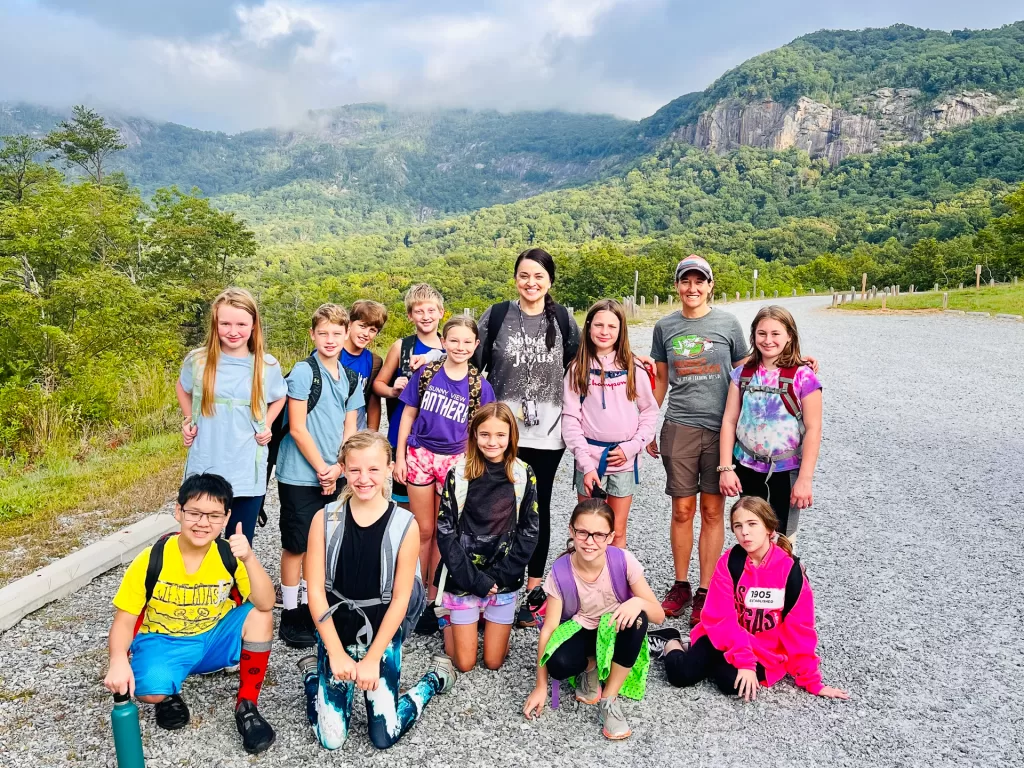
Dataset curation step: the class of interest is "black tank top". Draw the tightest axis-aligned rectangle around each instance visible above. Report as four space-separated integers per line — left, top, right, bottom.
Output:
329 501 392 647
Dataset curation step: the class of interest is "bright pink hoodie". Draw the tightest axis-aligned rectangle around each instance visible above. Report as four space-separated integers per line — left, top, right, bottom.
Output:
691 543 824 694
561 354 659 477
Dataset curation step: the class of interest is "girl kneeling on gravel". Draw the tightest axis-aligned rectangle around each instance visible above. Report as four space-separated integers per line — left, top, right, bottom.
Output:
649 497 848 701
435 402 540 672
718 306 822 541
299 431 457 750
523 499 665 740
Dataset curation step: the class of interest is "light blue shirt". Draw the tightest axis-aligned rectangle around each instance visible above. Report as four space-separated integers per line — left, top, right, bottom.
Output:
179 351 287 497
275 353 365 487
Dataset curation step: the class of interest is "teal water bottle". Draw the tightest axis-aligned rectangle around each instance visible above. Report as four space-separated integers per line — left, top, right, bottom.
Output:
111 693 146 768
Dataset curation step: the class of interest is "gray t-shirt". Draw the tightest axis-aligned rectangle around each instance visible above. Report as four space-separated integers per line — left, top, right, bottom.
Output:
651 308 749 431
476 300 580 451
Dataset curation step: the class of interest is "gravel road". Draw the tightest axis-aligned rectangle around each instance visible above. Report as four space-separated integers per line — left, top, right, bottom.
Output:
1 297 1021 767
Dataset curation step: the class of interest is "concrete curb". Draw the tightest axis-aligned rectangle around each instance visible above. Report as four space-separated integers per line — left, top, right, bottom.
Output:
995 313 1024 321
966 311 991 317
943 310 966 315
0 513 178 633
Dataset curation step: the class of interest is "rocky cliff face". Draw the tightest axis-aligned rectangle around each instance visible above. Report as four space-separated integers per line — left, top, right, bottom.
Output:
675 89 1021 164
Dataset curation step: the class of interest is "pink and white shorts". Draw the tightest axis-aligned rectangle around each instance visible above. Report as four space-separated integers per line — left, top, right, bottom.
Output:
406 445 461 494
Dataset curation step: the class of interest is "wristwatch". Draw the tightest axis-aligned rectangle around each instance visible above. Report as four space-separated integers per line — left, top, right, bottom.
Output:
717 464 736 473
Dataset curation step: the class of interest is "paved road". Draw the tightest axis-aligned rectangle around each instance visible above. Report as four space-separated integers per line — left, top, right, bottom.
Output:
1 297 1020 767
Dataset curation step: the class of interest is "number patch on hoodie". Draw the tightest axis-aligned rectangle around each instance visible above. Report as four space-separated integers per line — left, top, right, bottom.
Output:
744 588 784 610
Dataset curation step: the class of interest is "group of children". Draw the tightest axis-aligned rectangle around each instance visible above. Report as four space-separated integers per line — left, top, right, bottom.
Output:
103 251 847 756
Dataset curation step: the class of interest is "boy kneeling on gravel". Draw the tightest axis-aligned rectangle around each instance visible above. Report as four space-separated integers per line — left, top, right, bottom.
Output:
103 473 277 755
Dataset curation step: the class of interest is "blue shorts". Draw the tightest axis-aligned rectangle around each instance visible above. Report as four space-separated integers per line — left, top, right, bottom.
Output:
130 602 253 696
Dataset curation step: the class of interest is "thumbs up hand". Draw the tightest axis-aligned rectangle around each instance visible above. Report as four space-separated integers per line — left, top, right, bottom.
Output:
227 521 252 562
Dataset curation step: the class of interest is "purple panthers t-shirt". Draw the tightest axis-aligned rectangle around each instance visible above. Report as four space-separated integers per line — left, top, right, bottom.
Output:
399 365 495 456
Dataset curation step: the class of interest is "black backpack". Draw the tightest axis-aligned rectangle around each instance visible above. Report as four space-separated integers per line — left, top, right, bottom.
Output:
480 300 577 375
133 533 240 635
726 544 804 622
384 334 441 425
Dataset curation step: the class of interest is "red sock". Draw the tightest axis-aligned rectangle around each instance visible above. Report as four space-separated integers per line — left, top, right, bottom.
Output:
237 641 271 707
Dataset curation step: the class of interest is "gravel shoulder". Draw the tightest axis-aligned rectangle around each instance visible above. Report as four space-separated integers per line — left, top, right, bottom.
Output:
1 296 1020 767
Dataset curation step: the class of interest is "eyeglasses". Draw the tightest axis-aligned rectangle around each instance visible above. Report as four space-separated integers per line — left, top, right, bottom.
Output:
571 526 612 544
182 508 227 525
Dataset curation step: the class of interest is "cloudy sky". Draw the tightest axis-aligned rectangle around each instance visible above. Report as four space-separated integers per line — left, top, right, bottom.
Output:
1 0 1020 131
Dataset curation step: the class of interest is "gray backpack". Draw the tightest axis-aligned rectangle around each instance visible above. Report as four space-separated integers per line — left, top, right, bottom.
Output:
317 500 426 646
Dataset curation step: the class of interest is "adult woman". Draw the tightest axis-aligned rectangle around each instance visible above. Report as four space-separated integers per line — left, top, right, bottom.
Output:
475 248 580 626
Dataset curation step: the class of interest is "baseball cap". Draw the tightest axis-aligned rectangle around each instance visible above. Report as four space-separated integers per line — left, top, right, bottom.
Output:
675 255 713 282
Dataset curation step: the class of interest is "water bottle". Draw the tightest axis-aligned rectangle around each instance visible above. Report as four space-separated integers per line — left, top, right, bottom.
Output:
111 693 146 768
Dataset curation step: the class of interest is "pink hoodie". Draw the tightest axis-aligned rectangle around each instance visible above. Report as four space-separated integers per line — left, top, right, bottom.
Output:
691 544 824 694
561 354 659 477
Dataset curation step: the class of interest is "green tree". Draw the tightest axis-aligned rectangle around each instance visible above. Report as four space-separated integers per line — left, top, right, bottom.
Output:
44 105 127 185
0 135 52 203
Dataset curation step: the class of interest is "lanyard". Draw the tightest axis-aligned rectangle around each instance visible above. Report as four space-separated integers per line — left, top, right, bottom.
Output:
515 301 543 399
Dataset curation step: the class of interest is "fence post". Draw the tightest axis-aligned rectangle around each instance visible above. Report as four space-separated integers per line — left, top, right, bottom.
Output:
933 282 939 292
735 292 740 301
641 296 646 308
861 273 867 301
463 307 471 317
654 295 659 308
746 291 750 300
958 282 963 290
990 278 995 287
881 292 887 310
811 288 816 295
721 292 727 303
760 290 765 298
942 292 948 310
975 264 982 290
831 293 838 308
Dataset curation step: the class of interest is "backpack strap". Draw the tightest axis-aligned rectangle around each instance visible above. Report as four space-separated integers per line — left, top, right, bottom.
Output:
304 354 323 414
466 364 482 422
552 554 579 624
552 302 578 373
367 352 383 402
605 546 632 604
144 534 174 605
481 301 511 374
398 335 418 380
322 500 346 595
737 363 757 400
344 366 361 410
727 544 747 596
781 556 804 621
381 502 415 603
418 359 445 401
777 366 802 421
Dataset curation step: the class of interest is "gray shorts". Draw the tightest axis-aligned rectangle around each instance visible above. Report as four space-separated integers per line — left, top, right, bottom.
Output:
574 468 639 498
660 421 721 497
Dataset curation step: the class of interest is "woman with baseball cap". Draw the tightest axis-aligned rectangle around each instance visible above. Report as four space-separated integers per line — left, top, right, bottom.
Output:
648 255 749 627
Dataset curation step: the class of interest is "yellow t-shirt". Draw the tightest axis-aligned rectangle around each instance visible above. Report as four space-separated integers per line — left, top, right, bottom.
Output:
113 536 251 637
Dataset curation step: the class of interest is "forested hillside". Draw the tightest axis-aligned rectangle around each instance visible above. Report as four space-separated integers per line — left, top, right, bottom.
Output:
3 21 1024 477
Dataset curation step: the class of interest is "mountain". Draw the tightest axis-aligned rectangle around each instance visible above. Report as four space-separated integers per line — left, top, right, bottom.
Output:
660 23 1024 163
4 21 1024 243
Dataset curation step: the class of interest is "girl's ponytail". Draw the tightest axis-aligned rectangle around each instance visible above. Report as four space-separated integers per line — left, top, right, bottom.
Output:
775 533 794 557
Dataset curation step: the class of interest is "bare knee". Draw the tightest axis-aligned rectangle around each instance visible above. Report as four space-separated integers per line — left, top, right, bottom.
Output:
700 495 724 524
137 694 166 704
243 607 274 640
671 498 697 525
453 655 477 673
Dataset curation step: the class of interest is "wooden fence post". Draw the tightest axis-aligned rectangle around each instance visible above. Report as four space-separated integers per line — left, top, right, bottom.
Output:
942 292 948 310
861 273 867 301
976 264 982 290
881 292 887 309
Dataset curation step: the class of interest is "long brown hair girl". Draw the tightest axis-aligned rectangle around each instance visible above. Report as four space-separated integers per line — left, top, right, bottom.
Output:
569 300 639 401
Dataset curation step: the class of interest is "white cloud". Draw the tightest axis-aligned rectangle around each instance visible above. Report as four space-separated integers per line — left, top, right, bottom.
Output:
1 0 1022 131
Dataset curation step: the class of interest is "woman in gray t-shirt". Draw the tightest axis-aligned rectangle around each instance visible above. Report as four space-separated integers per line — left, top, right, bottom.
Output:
475 249 580 627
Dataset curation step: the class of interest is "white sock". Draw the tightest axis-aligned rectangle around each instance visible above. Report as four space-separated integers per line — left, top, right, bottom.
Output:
282 584 299 611
299 579 308 605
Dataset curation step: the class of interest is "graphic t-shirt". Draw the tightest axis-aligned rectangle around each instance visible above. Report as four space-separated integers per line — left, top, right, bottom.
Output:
276 353 365 487
730 364 821 473
342 347 373 430
113 536 251 637
543 550 645 630
650 308 749 431
475 301 581 451
399 365 495 456
179 351 287 497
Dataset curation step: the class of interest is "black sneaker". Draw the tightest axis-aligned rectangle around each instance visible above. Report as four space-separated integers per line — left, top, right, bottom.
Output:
647 627 683 659
154 694 190 730
235 699 276 755
414 607 439 636
279 607 316 649
297 656 319 728
515 603 537 628
274 584 284 610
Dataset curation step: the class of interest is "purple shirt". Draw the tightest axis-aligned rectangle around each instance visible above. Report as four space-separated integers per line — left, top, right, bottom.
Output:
400 365 495 456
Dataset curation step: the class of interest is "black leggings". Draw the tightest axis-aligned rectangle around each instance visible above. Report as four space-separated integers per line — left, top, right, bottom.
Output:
518 446 565 579
545 612 649 680
734 463 800 537
663 635 765 695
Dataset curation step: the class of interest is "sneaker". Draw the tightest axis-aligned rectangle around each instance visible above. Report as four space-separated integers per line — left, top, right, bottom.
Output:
274 584 284 610
297 655 319 727
279 607 316 649
598 697 632 740
235 699 276 755
689 588 708 627
515 603 537 628
426 654 458 694
154 694 190 730
414 607 440 636
661 581 692 618
575 664 601 705
646 627 683 659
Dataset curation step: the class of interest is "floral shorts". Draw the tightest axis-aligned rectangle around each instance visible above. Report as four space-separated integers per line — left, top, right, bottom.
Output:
406 445 461 494
441 592 517 625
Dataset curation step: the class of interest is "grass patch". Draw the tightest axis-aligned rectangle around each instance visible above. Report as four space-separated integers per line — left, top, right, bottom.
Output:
835 283 1024 315
0 433 183 585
